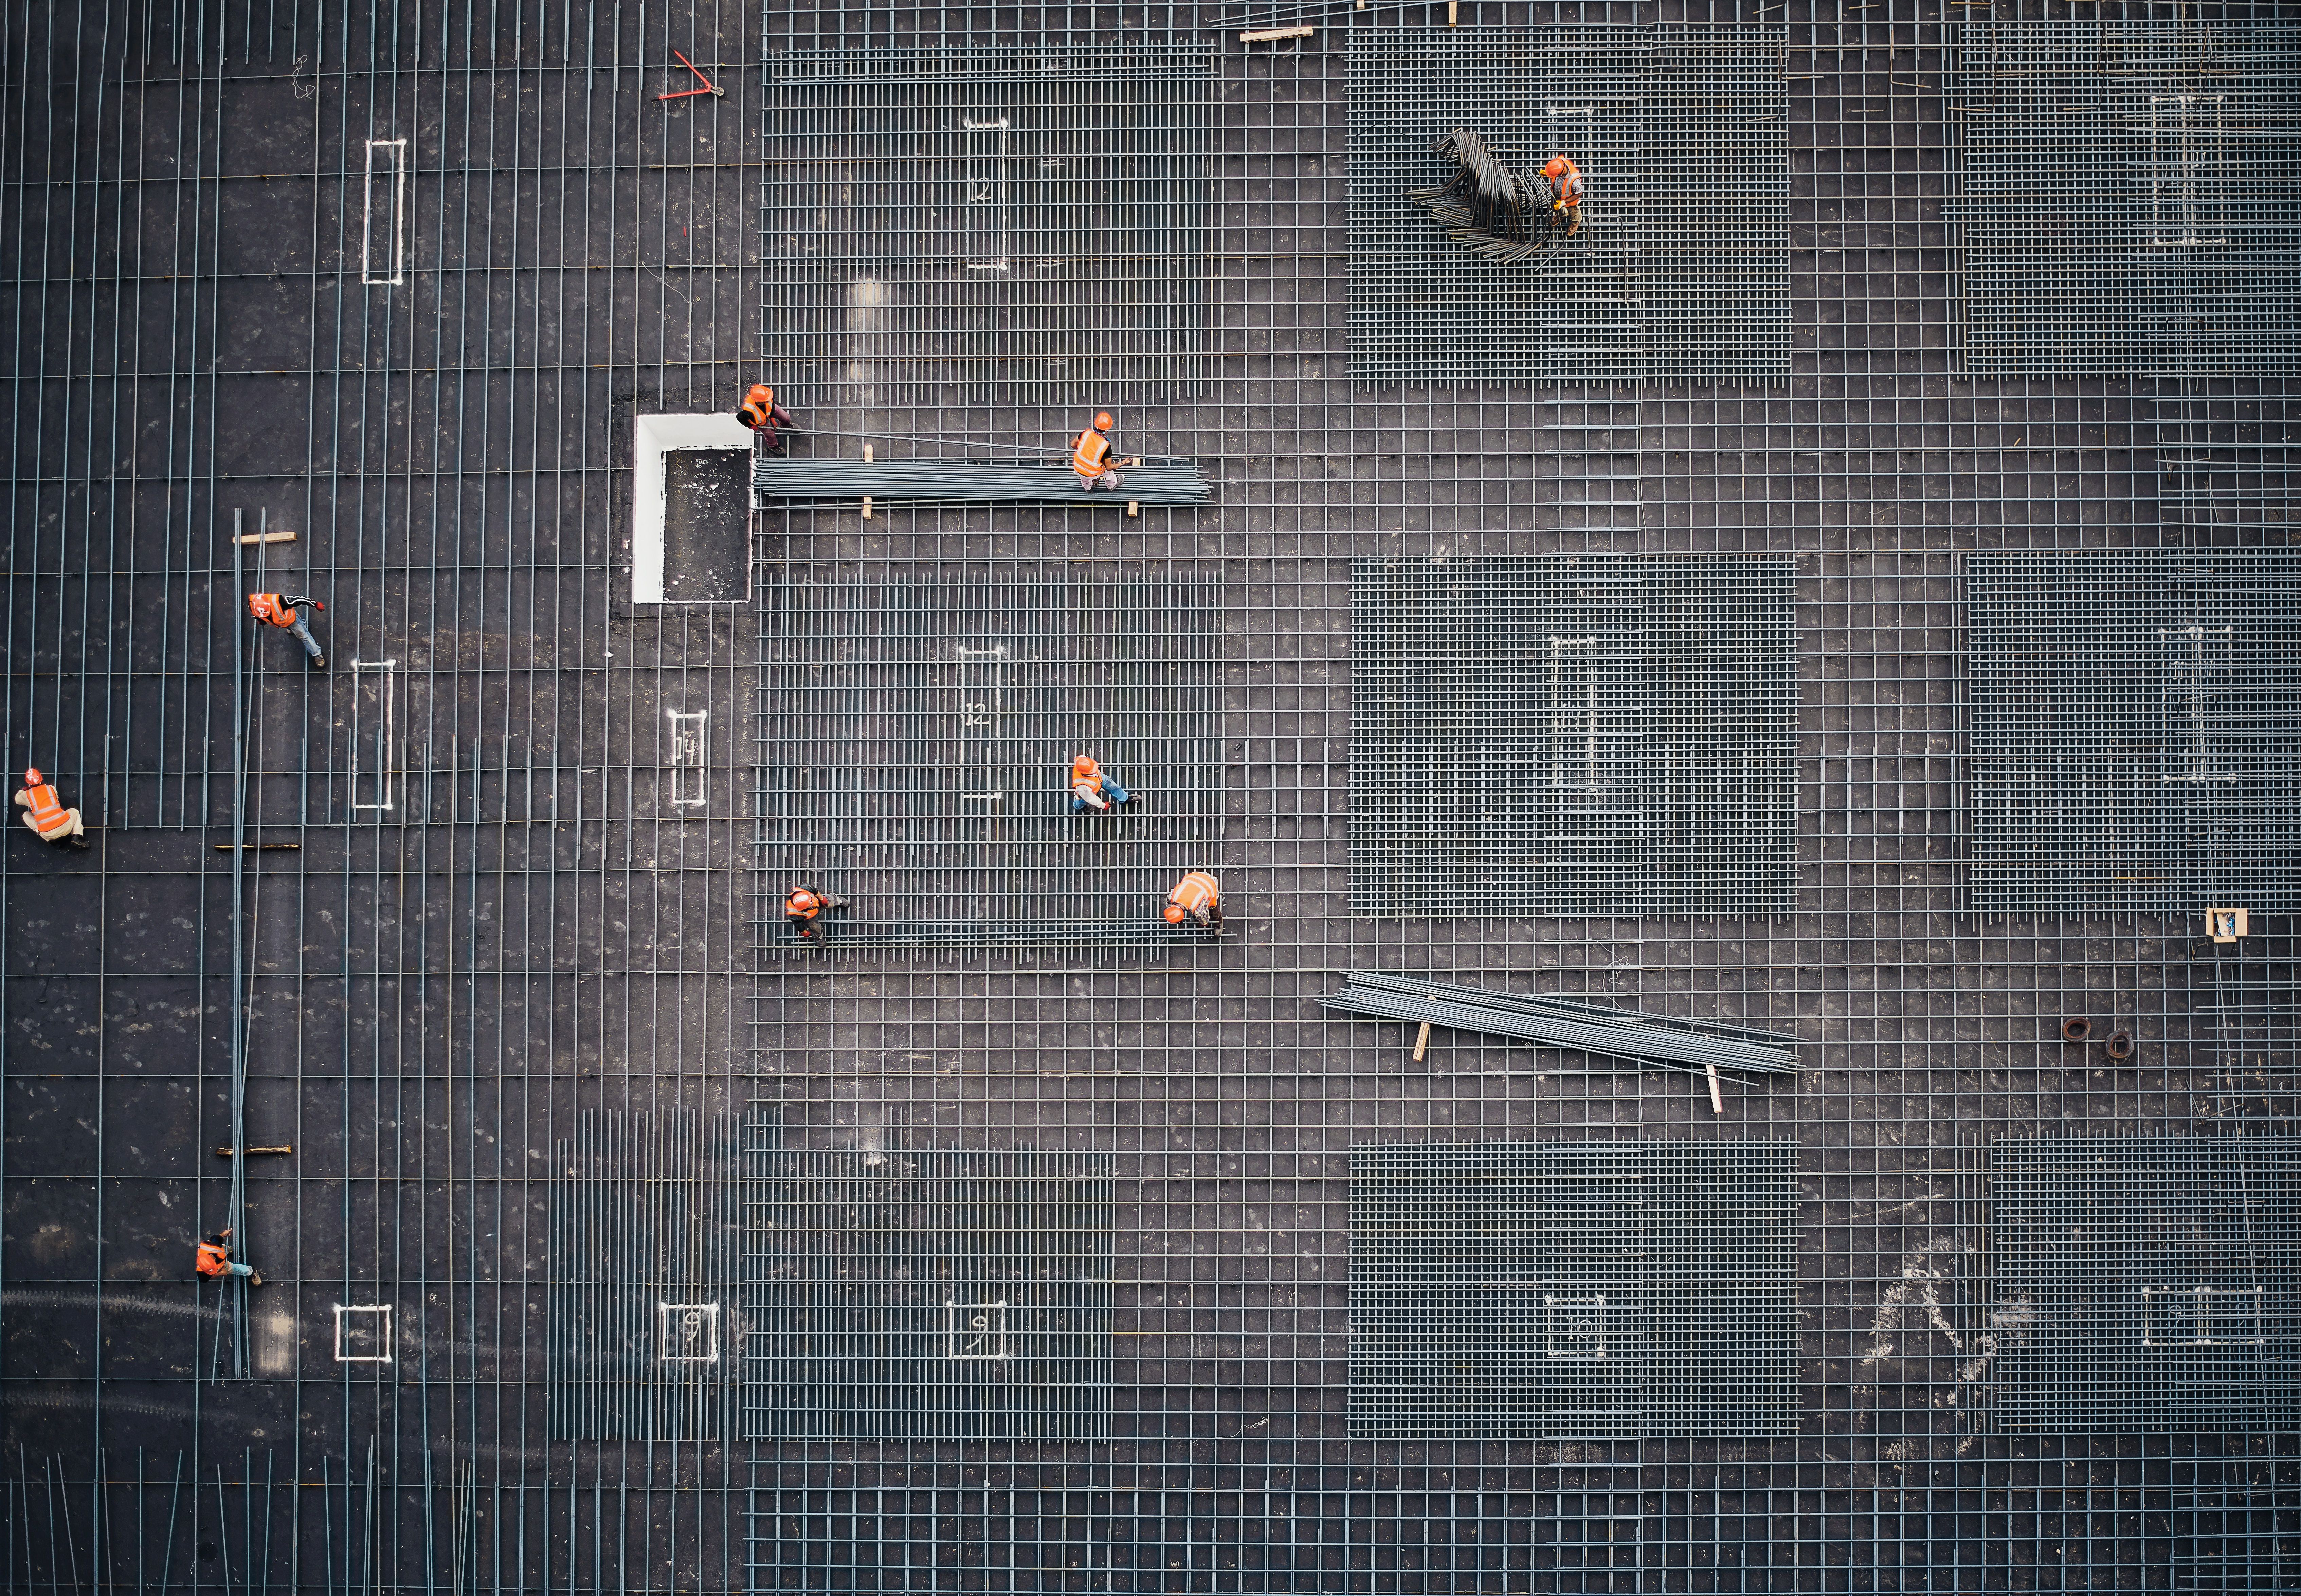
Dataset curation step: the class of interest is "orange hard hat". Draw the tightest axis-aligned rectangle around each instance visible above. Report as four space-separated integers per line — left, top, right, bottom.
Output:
1164 902 1186 924
1072 755 1098 776
1544 156 1570 178
22 768 41 786
1094 412 1115 431
788 888 817 910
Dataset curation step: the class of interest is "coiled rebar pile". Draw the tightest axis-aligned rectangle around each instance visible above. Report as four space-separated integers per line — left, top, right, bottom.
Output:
1404 128 1562 265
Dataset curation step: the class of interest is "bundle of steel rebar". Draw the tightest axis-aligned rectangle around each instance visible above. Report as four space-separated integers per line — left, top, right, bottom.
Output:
752 459 1212 505
1325 972 1802 1075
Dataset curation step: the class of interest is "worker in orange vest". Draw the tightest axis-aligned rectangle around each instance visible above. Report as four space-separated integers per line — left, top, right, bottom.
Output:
15 768 88 848
1070 755 1135 814
784 884 849 939
1070 412 1140 493
1543 155 1585 238
737 383 796 453
194 1228 262 1286
1165 870 1223 930
247 592 327 668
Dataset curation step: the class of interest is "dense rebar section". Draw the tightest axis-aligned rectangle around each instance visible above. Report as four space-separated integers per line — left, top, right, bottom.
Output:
1349 1140 1801 1438
1327 971 1803 1076
1987 1136 2300 1433
1949 21 2301 375
754 564 1223 951
762 46 1214 409
751 458 1212 506
742 1149 1114 1441
1967 549 2301 915
547 1110 750 1443
1347 26 1789 385
1351 555 1798 917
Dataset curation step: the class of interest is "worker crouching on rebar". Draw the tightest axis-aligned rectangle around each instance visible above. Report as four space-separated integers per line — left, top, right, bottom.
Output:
1070 755 1136 814
1543 155 1585 238
194 1228 263 1287
247 592 327 668
1165 870 1223 932
738 383 797 454
784 885 849 939
16 768 88 848
1070 412 1141 493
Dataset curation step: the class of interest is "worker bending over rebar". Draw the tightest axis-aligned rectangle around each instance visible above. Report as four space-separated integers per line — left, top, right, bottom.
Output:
1543 154 1584 237
1071 412 1140 493
16 767 87 848
247 592 327 668
738 382 798 454
1070 755 1135 814
194 1228 263 1287
784 885 849 939
1165 870 1223 931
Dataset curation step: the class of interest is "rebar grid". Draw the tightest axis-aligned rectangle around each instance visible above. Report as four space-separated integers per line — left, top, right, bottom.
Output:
0 0 2298 1593
1967 550 2301 915
762 44 1214 409
1349 555 1798 918
1948 20 2301 376
1347 26 1790 385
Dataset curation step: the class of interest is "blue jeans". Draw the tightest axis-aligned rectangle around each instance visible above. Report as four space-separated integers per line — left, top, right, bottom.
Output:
1072 778 1130 812
221 1259 254 1280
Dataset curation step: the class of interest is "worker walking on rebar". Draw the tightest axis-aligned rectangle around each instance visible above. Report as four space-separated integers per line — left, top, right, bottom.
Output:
784 884 849 939
737 383 797 454
1543 155 1585 238
15 767 88 848
1070 412 1140 493
194 1228 263 1287
1070 755 1136 814
247 592 327 668
1165 870 1223 931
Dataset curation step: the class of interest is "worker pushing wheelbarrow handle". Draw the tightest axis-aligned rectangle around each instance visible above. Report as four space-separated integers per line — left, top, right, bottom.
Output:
247 592 327 668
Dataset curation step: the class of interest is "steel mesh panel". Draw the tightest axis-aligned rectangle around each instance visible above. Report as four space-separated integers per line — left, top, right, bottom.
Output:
763 46 1213 409
546 1111 749 1443
1351 555 1797 918
1346 26 1788 386
754 563 1223 949
741 1149 1113 1442
1966 550 2301 916
1987 1136 2301 1435
1348 1140 1801 1439
1948 21 2301 376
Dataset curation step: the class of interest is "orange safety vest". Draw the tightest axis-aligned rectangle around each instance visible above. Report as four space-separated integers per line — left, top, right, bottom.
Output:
739 384 779 429
1071 427 1112 482
195 1240 231 1277
1552 161 1584 205
1168 870 1219 919
1071 758 1105 804
786 889 824 921
19 782 71 838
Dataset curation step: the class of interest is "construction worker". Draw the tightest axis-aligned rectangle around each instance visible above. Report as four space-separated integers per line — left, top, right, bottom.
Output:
784 884 849 939
247 592 327 668
1542 155 1585 238
1070 412 1140 494
1070 755 1135 814
194 1228 262 1287
15 768 87 848
737 383 796 454
1164 870 1223 931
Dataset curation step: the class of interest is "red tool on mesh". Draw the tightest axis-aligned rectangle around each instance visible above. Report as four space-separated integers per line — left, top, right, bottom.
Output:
657 50 724 101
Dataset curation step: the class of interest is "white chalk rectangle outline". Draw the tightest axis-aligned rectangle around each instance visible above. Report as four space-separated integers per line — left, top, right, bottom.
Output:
333 1303 394 1363
362 139 408 286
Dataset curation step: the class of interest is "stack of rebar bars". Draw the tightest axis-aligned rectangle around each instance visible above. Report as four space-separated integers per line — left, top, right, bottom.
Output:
752 459 1212 506
1326 972 1802 1076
